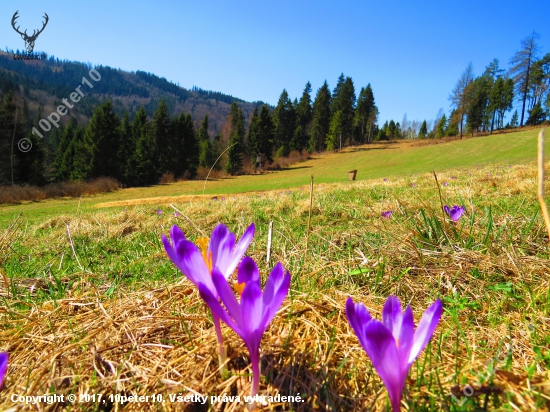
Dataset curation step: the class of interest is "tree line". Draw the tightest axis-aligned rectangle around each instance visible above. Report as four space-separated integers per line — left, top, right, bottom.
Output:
378 32 550 141
1 73 379 186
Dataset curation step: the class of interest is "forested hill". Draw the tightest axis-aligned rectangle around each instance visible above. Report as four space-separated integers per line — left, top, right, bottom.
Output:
0 50 265 132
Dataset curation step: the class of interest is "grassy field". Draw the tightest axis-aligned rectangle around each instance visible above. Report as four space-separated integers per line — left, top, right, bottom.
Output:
0 130 549 411
0 128 547 227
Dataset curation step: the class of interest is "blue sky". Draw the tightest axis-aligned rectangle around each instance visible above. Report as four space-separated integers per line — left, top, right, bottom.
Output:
1 1 549 125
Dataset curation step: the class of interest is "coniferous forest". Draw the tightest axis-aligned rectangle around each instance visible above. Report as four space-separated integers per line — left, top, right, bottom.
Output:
1 31 550 190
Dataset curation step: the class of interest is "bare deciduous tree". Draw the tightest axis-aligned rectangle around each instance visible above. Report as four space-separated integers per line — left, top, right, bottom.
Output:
509 32 540 126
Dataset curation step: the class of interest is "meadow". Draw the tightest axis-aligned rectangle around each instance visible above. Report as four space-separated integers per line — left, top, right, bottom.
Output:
0 129 549 411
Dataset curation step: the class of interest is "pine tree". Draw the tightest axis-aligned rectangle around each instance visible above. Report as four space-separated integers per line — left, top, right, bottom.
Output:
129 107 159 186
117 111 134 184
331 74 356 145
526 103 547 125
247 107 261 159
295 82 313 151
198 114 216 168
509 32 540 126
53 118 78 181
273 90 295 156
418 121 428 139
467 75 492 135
257 105 274 162
355 84 376 142
84 100 120 178
326 110 343 150
510 110 519 127
180 113 199 179
449 63 474 138
436 114 447 138
310 81 331 152
151 100 172 174
226 103 245 175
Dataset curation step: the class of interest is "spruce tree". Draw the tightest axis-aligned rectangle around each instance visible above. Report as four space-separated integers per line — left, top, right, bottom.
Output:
84 100 120 178
151 100 172 175
129 107 159 186
418 121 428 139
225 102 245 175
257 105 274 162
181 113 199 179
117 111 134 184
355 84 376 142
295 82 313 151
331 74 356 145
310 81 332 152
198 114 216 168
273 90 295 156
436 114 447 138
53 118 78 181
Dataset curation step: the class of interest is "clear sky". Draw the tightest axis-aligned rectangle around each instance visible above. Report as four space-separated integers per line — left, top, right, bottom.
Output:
2 1 549 125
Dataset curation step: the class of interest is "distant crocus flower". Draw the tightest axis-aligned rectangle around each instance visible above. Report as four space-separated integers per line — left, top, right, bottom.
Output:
174 212 180 218
156 209 163 215
383 178 387 182
451 176 456 180
411 183 415 187
0 352 7 386
444 205 465 222
346 296 442 411
200 257 290 409
442 181 448 187
162 223 255 372
382 211 392 219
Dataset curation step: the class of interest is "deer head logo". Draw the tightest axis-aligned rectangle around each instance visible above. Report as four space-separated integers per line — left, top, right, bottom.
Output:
11 11 49 54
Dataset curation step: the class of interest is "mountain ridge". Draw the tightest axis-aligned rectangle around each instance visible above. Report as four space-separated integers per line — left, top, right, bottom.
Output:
0 49 268 133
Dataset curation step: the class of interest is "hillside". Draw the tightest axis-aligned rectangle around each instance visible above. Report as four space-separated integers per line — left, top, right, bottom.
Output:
0 50 266 133
1 128 546 226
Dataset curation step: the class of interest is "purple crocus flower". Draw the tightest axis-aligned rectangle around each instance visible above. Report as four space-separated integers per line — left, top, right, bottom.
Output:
411 183 415 187
156 209 163 215
383 178 387 182
162 223 255 371
443 205 465 222
174 211 180 218
0 352 7 386
382 211 392 219
442 181 448 187
199 257 291 408
346 296 442 411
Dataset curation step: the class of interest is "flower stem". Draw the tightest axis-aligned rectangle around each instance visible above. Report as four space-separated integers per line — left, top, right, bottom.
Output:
212 313 227 378
248 350 260 411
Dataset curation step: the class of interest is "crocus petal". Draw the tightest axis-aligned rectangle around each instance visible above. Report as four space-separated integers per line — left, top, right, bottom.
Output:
408 299 443 364
211 269 243 327
345 298 372 351
262 262 284 305
199 283 244 337
364 320 405 412
162 235 180 268
225 223 255 277
208 224 233 276
237 256 260 285
443 205 451 216
397 306 415 372
175 240 214 292
0 352 7 386
382 296 403 339
170 225 186 246
261 266 291 327
241 281 264 352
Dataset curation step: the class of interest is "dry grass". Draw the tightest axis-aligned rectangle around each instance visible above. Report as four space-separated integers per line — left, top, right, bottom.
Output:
0 162 549 411
0 178 121 205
